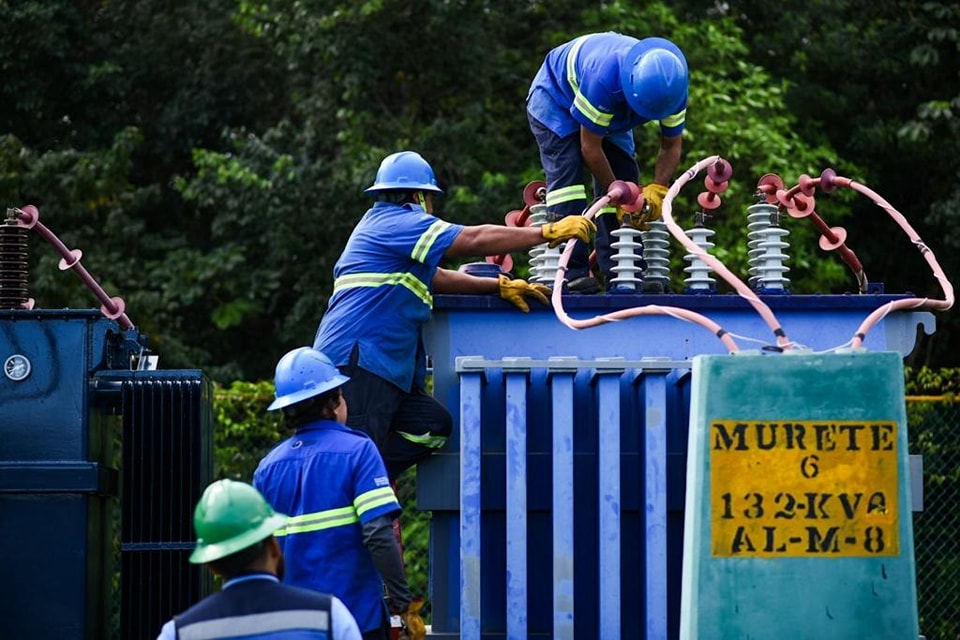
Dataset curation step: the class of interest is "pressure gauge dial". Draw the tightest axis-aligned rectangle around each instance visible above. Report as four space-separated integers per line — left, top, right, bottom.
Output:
4 354 32 381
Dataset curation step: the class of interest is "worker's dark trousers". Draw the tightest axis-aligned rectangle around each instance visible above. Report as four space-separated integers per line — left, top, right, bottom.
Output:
339 366 452 479
528 112 641 285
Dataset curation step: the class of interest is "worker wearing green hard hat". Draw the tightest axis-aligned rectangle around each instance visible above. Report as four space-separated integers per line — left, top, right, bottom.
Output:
155 479 362 640
189 478 289 564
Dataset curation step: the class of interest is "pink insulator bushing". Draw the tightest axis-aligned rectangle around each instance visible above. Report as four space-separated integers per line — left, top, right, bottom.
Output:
697 191 722 210
707 158 733 183
704 176 729 194
505 209 525 227
487 253 514 272
756 174 784 205
58 248 83 270
608 180 644 212
523 180 547 205
797 174 817 197
819 168 838 193
784 192 815 218
101 296 126 320
819 226 848 251
17 205 39 228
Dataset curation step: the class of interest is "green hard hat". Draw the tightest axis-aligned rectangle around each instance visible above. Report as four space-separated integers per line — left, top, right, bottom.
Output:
189 479 289 564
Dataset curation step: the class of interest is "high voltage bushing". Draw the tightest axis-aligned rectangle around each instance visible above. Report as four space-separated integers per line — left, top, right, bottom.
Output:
641 220 670 293
683 214 717 293
528 204 564 286
746 199 791 293
609 223 645 292
0 213 30 309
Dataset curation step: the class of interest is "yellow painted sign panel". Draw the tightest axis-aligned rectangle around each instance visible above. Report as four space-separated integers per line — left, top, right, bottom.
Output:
710 420 898 558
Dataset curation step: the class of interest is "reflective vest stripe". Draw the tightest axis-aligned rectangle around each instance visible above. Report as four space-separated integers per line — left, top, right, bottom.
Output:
546 184 587 207
396 430 448 449
274 505 358 536
412 219 452 263
355 485 398 517
334 272 433 308
566 35 613 128
597 205 618 218
661 108 686 128
178 610 330 640
273 487 398 537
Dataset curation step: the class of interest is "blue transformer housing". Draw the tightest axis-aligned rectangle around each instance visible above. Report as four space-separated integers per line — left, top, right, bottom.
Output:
0 310 144 638
0 309 213 639
418 292 934 640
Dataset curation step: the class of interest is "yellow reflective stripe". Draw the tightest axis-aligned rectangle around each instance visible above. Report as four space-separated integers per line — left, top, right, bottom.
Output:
397 430 448 449
274 505 358 536
573 93 613 128
567 35 612 128
546 184 587 207
334 272 433 308
660 108 686 128
597 206 618 217
412 220 452 263
354 486 398 518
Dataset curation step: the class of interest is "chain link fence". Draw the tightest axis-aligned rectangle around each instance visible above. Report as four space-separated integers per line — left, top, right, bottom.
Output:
910 396 960 640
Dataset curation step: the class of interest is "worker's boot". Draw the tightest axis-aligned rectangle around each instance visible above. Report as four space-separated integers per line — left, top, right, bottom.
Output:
567 275 601 294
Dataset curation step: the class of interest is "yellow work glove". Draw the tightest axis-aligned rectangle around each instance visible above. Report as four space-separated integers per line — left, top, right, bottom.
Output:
615 206 651 232
640 183 669 222
498 274 550 313
399 598 427 640
541 215 596 248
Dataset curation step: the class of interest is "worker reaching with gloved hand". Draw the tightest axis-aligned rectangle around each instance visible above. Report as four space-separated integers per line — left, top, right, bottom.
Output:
254 347 426 640
313 150 595 480
527 32 688 293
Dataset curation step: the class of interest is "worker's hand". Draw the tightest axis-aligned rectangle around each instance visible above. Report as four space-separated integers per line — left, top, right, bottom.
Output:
542 215 596 248
398 598 427 640
498 274 550 312
616 206 651 231
640 183 669 221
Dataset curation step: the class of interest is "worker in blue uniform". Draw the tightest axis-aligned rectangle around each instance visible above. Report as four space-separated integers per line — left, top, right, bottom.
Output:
314 150 595 479
155 478 362 640
527 32 689 293
254 346 426 640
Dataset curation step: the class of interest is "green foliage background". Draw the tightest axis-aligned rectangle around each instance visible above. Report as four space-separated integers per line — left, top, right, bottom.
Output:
3 0 957 381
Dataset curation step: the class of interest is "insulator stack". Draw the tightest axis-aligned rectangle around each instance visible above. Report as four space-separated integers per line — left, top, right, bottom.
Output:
683 220 716 292
528 204 563 285
641 220 671 292
609 225 645 291
746 200 790 292
0 218 30 308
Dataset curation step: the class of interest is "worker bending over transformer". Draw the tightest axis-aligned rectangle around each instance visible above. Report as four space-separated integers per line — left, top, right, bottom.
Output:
527 32 688 293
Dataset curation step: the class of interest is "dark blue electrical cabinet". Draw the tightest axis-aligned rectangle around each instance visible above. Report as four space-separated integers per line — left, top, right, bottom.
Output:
0 309 213 640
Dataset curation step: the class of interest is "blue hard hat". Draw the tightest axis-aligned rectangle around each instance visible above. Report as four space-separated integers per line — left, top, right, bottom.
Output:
620 37 688 121
268 347 350 411
364 151 444 195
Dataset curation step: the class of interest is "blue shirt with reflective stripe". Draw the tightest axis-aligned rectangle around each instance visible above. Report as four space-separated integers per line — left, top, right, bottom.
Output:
527 31 687 154
314 201 464 391
253 420 400 633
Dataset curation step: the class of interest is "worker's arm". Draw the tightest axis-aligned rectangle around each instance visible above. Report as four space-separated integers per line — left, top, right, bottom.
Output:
445 224 545 258
432 267 499 295
362 515 412 613
651 133 683 186
445 216 594 259
580 125 616 191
